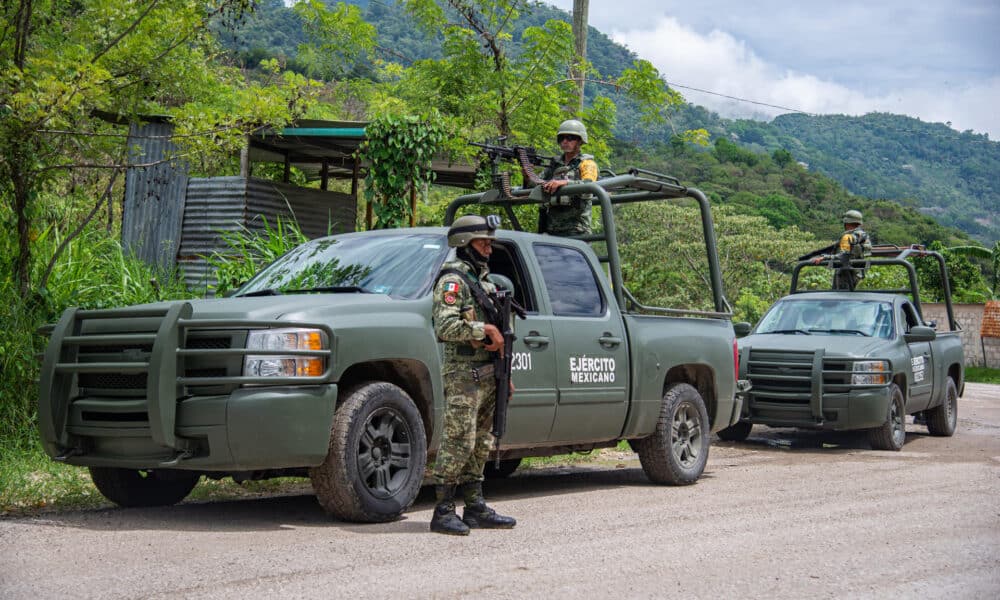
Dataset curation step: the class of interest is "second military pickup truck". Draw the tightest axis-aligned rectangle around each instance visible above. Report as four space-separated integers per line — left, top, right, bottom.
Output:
722 245 964 450
38 169 744 522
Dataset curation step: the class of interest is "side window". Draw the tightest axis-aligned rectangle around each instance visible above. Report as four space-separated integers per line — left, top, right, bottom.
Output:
489 242 537 312
533 243 605 317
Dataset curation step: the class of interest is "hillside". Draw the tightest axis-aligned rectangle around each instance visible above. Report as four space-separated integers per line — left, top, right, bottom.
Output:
726 113 1000 243
221 1 997 244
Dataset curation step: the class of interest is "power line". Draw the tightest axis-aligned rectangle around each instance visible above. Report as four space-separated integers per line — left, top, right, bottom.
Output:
665 81 814 116
666 80 995 144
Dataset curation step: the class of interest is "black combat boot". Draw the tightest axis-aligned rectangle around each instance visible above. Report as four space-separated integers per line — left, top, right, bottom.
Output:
459 482 516 529
430 485 470 536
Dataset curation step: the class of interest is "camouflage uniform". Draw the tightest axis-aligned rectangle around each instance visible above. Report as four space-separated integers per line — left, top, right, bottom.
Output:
834 227 872 290
430 256 499 486
539 153 599 236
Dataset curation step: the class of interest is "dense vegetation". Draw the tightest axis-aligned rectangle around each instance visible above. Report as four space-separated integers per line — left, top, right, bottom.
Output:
1 0 996 503
218 1 1000 244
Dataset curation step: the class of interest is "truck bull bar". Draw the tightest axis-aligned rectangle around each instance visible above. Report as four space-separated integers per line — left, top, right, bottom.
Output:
39 302 334 456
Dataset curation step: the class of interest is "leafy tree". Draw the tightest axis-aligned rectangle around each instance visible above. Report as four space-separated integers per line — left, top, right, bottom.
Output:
360 112 447 228
915 241 989 303
944 241 1000 299
617 203 818 316
391 0 677 162
772 148 794 168
0 0 322 295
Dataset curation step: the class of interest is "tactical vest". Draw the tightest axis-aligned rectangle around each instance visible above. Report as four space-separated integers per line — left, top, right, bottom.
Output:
840 228 872 259
433 259 498 364
543 153 597 187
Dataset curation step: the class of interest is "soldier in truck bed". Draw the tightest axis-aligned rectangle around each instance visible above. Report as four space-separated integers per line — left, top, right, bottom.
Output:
812 209 873 290
525 119 599 237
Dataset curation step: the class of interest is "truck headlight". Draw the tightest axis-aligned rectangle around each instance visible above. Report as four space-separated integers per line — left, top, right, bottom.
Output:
852 360 889 385
245 328 327 377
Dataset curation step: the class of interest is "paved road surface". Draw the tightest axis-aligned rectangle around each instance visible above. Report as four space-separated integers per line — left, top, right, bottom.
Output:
2 384 998 598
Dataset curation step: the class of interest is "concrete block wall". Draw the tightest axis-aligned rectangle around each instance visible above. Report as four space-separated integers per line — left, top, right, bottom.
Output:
922 302 1000 368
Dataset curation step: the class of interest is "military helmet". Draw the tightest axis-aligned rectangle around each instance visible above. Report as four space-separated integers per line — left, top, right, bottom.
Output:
557 119 588 144
447 214 500 247
842 209 863 225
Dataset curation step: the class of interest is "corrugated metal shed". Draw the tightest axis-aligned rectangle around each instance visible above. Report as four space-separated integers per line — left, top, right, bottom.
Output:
121 121 189 271
177 176 356 291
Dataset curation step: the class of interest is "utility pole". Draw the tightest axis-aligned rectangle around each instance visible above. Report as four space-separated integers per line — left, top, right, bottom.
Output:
572 0 589 113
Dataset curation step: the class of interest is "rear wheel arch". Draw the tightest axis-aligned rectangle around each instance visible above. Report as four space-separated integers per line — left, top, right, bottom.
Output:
664 364 717 428
947 364 963 395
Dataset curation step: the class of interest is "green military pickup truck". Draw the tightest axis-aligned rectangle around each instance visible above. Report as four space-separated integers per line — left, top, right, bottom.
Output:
38 169 744 522
722 245 964 450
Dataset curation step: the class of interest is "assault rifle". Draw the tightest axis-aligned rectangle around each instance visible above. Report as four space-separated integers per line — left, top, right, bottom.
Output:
490 289 526 446
470 138 555 197
798 243 838 262
798 243 862 291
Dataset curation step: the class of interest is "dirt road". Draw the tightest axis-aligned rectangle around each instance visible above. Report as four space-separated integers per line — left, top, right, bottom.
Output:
2 384 998 599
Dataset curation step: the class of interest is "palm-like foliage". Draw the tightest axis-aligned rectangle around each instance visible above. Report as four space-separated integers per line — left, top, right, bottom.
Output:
946 241 1000 299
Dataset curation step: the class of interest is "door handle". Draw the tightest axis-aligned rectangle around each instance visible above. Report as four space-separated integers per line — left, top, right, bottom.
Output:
598 334 623 348
523 332 550 348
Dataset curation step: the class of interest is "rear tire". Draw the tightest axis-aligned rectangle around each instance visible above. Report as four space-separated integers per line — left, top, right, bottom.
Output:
88 467 199 508
868 383 905 451
925 378 958 437
634 383 710 485
717 420 752 442
309 382 427 522
484 458 521 479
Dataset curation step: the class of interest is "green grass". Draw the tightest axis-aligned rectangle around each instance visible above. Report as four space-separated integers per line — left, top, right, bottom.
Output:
0 441 313 517
521 440 635 468
965 366 1000 384
2 439 638 516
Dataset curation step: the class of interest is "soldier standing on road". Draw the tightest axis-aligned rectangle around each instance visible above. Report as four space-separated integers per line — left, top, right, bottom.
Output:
527 119 599 237
429 214 517 536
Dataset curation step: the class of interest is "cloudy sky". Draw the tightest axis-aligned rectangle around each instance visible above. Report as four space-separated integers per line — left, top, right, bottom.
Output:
549 0 1000 138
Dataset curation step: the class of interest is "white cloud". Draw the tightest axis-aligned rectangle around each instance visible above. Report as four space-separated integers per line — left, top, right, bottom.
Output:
608 16 999 138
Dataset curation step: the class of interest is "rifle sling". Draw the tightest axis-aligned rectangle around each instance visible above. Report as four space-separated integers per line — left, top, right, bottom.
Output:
437 268 501 326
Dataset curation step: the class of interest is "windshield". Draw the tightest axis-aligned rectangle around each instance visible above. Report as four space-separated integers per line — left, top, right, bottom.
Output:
237 233 449 299
755 298 894 338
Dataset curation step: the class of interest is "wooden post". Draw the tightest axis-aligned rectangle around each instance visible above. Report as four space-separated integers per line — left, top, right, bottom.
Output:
321 159 329 191
239 144 250 179
283 153 291 183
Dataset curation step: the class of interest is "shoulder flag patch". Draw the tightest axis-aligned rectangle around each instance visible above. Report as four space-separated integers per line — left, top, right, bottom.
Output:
444 281 460 293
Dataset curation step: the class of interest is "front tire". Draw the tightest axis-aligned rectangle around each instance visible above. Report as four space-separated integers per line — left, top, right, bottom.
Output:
88 467 200 508
925 378 958 437
868 383 905 451
309 382 427 522
717 420 752 442
634 383 710 485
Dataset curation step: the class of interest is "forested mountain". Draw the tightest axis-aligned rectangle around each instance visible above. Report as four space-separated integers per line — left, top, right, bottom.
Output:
725 113 1000 243
223 0 998 244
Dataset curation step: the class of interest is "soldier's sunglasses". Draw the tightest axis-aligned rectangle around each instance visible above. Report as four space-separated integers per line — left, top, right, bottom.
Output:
557 134 581 142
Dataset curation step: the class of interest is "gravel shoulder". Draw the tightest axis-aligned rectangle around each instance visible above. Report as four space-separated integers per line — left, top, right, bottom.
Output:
2 384 998 599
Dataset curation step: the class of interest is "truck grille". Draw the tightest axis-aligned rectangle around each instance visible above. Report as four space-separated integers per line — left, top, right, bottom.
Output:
746 350 866 406
746 349 814 404
76 335 242 399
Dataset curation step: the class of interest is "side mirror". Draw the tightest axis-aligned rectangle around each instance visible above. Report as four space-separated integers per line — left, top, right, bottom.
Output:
733 322 752 337
904 325 936 343
487 273 515 293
